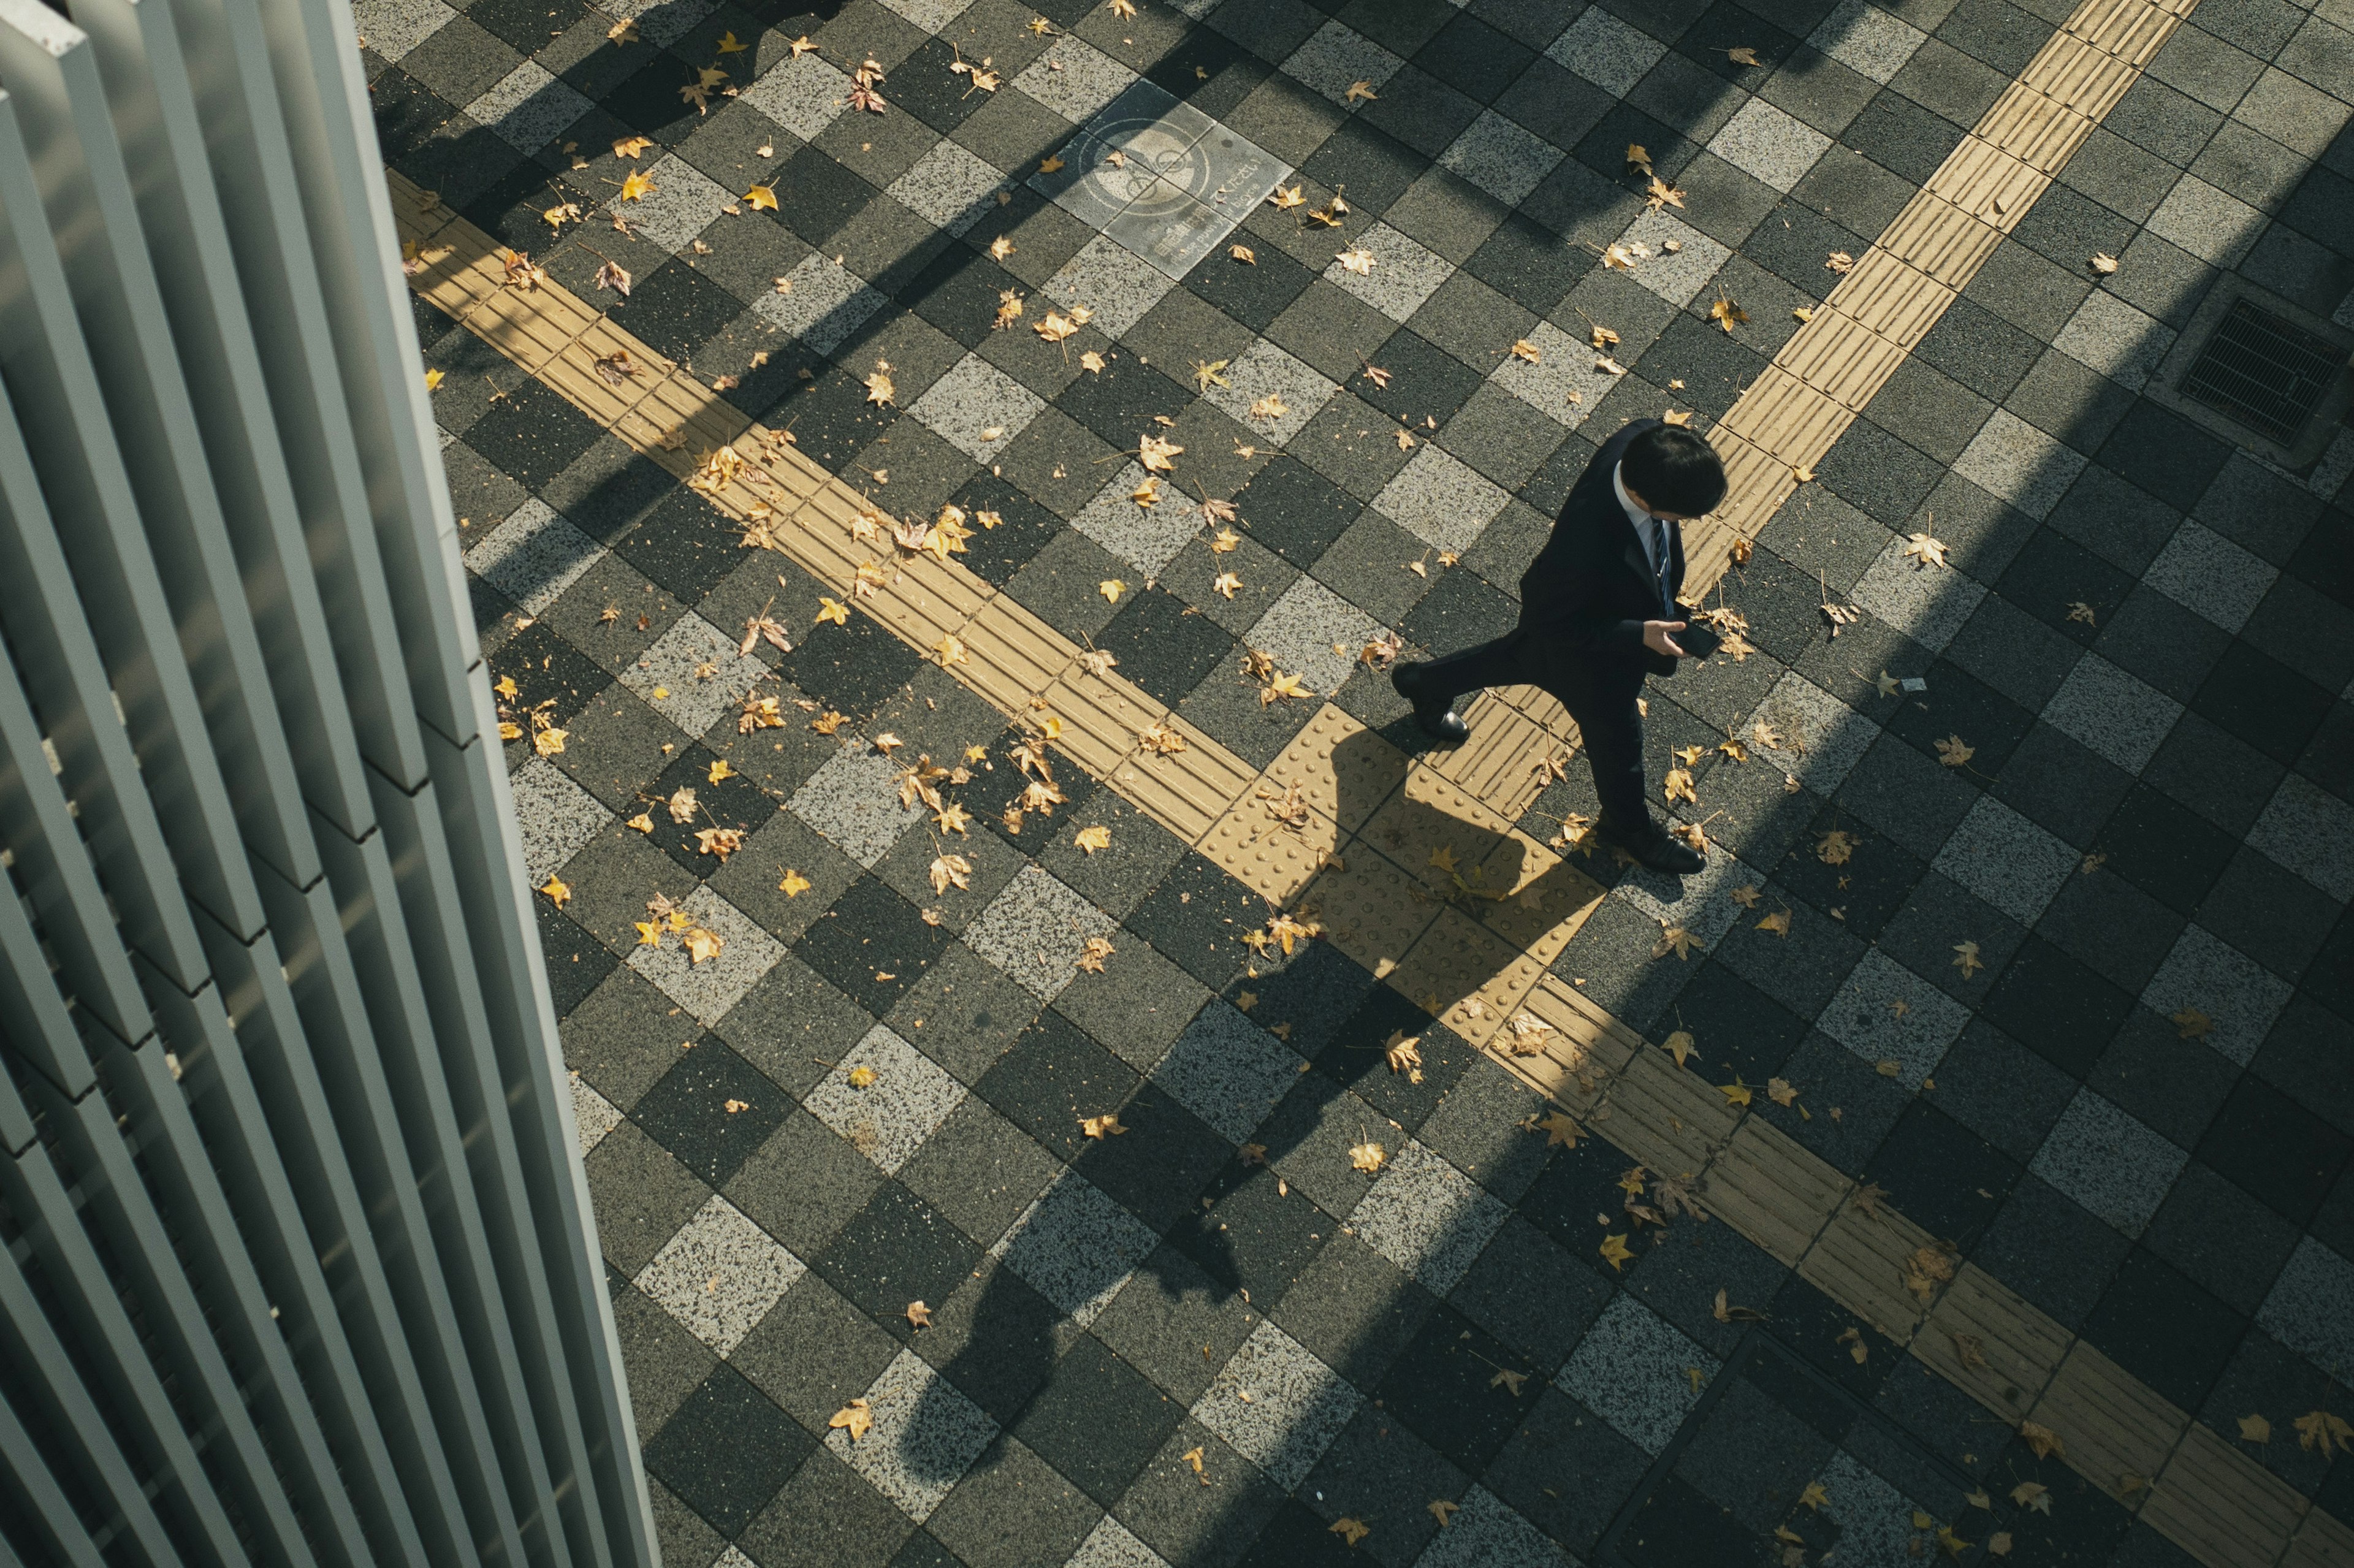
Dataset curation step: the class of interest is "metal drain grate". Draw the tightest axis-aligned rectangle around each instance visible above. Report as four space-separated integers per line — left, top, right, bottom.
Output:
2179 296 2344 445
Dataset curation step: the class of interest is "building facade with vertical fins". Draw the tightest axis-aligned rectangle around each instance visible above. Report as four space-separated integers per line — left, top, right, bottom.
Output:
0 0 656 1561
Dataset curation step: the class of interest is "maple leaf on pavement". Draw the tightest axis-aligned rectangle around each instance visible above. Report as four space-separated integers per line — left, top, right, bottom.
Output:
1653 924 1700 961
1709 295 1748 332
1598 1233 1634 1270
830 1399 874 1441
1935 734 1974 767
1903 531 1949 568
1336 247 1374 275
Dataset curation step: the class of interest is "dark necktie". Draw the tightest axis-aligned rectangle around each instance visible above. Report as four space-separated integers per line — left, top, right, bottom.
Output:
1648 516 1672 617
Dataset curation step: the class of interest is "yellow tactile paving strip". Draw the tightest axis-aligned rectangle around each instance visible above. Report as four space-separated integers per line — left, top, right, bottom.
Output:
389 0 2341 1539
1682 0 2198 589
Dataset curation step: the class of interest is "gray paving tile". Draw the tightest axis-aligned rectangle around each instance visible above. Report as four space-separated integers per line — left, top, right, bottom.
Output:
2142 519 2278 633
1190 1319 1360 1489
1147 998 1303 1142
2257 1237 2354 1376
511 755 611 882
1322 222 1456 324
2028 1088 2188 1237
1439 111 1566 207
2140 924 2295 1067
1546 7 1667 96
1013 38 1138 126
1816 948 1973 1087
1344 1140 1509 1293
1371 443 1511 552
635 1193 807 1355
1284 20 1408 105
806 1024 969 1173
1810 0 1932 82
1707 97 1835 193
1930 795 2079 926
962 866 1118 1000
1951 408 2090 520
355 0 455 61
627 887 786 1026
1554 1294 1720 1455
619 612 770 737
828 1348 1000 1522
2040 650 2184 774
990 1171 1159 1326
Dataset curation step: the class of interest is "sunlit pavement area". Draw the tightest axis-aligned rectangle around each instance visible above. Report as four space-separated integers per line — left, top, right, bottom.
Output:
363 0 2354 1556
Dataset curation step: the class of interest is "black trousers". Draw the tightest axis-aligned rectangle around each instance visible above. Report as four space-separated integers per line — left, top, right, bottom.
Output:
1414 631 1650 828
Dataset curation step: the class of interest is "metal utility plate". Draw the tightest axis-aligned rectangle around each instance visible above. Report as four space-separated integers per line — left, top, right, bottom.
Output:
1028 80 1292 279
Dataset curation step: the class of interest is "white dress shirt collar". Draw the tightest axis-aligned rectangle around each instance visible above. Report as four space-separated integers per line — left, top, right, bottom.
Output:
1613 462 1667 571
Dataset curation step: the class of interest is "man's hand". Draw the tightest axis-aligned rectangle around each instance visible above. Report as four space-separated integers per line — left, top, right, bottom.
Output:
1644 620 1688 658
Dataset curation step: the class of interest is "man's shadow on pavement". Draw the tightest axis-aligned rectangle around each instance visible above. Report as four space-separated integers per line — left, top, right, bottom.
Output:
902 712 1615 1539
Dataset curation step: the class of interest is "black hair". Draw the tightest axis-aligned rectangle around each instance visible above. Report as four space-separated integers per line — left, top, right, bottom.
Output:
1620 424 1727 516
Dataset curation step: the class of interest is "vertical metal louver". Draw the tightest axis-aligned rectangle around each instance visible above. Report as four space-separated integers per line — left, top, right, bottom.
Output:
0 0 656 1561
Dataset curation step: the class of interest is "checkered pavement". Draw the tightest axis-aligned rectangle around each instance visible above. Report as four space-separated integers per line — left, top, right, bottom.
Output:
366 0 2354 1555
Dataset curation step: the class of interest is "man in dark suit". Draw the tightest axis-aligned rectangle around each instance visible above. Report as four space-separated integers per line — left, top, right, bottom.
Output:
1390 419 1726 877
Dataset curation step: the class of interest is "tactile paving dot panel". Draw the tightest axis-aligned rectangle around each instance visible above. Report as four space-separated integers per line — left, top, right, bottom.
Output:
1295 840 1441 978
1261 702 1411 836
1197 790 1340 905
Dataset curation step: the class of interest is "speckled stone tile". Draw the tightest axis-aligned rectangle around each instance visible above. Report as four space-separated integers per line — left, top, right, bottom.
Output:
511 756 611 881
1371 443 1512 552
805 1024 969 1173
1930 795 2080 926
1190 1320 1361 1489
1346 1140 1510 1293
989 1171 1159 1326
2028 1088 2188 1237
961 866 1118 1000
1554 1294 1720 1455
788 745 926 868
827 1347 1000 1521
1816 948 1973 1087
1322 223 1455 325
635 1194 806 1355
625 886 785 1025
910 352 1050 460
1146 998 1302 1142
617 612 769 738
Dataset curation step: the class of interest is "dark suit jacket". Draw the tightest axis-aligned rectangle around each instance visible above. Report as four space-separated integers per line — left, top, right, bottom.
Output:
1516 418 1685 679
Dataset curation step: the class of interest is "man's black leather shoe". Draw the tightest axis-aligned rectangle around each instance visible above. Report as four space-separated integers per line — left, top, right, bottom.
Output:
1391 662 1469 745
1602 816 1704 876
